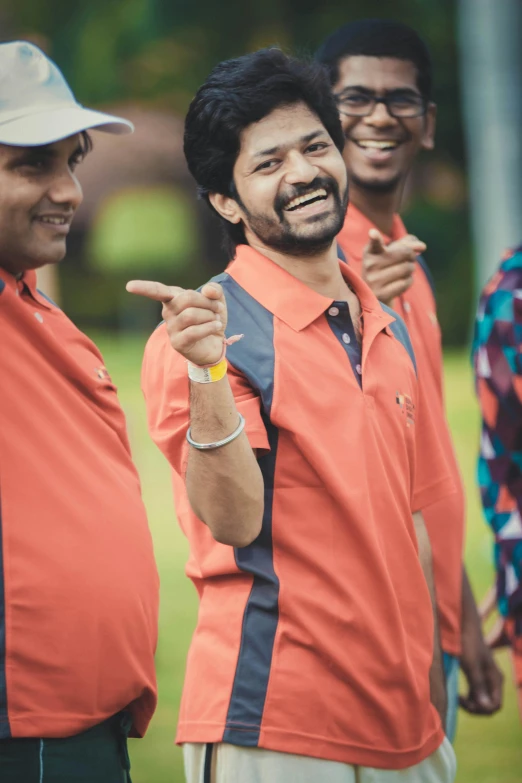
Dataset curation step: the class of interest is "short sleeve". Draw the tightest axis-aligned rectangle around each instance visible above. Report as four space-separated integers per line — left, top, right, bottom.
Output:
141 324 269 473
410 373 456 513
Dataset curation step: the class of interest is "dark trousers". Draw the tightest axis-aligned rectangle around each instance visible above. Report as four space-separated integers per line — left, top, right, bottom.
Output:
0 712 132 782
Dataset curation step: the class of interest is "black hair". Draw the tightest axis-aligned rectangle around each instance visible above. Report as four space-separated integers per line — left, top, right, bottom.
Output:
316 19 433 102
183 47 345 253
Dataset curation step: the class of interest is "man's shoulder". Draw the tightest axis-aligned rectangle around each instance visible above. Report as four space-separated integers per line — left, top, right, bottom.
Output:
491 246 522 293
35 287 60 309
143 319 176 368
473 248 522 373
415 255 436 301
380 302 417 376
203 270 273 329
499 245 522 272
478 246 522 319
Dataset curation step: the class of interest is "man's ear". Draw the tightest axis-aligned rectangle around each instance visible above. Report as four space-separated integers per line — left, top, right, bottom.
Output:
421 102 437 151
209 192 243 225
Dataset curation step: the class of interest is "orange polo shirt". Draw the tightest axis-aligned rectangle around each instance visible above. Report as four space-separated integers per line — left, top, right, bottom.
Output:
337 204 464 655
142 244 453 769
0 267 159 739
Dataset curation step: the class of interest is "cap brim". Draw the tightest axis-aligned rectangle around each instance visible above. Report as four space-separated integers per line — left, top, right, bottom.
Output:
0 105 134 146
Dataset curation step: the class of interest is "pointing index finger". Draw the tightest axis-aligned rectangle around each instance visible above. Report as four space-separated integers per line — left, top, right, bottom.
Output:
397 234 427 253
126 280 183 303
368 228 386 255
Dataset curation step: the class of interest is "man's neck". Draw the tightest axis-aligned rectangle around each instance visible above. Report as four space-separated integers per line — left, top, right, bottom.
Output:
348 181 402 237
246 236 347 300
0 261 24 280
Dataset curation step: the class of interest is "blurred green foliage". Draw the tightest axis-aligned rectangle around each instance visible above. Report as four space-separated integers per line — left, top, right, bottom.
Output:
10 0 462 152
89 187 198 273
7 0 472 344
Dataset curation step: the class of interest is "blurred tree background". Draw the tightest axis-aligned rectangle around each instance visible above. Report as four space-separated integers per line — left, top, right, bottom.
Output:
4 5 522 781
2 0 471 343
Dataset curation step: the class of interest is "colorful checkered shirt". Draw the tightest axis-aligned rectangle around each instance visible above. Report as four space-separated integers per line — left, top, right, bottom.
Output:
473 246 522 633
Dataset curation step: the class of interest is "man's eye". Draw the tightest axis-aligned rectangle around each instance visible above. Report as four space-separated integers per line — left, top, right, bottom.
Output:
340 94 371 106
69 154 84 171
389 93 423 108
306 143 328 153
391 95 420 106
255 160 278 172
23 159 47 171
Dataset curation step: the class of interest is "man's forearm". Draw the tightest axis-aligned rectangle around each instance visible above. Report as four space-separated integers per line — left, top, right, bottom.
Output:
462 567 480 633
125 279 265 546
460 565 504 714
413 511 447 728
186 375 264 547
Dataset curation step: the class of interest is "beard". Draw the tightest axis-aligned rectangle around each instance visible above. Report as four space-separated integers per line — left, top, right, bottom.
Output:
238 176 349 258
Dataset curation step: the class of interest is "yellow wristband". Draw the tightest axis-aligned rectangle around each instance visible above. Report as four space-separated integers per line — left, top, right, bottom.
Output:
187 358 227 384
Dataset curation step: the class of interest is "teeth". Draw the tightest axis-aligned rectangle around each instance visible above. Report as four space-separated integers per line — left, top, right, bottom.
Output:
40 216 66 225
285 188 328 211
357 140 398 150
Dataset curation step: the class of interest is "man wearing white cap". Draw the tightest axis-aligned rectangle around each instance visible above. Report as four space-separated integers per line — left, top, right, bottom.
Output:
0 42 159 782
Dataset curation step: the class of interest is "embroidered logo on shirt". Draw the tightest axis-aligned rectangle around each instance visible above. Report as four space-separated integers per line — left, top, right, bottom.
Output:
396 391 415 427
95 366 112 382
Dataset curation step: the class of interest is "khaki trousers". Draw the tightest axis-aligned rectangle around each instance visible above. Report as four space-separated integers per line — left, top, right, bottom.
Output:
183 737 456 783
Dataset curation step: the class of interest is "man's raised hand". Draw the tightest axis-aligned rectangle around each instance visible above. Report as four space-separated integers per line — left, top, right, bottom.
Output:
362 228 427 306
126 280 227 367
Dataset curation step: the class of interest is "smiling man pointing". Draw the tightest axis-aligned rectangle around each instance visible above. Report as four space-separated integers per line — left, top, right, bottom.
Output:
316 19 503 740
133 48 456 783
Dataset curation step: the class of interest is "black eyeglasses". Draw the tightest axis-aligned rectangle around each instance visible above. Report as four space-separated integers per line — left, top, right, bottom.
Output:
335 89 427 119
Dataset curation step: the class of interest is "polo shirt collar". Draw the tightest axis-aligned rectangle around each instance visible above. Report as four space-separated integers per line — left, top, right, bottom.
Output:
338 204 408 265
226 244 392 332
0 265 54 309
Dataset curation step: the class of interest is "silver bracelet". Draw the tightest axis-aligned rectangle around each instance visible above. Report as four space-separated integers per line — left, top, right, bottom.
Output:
186 413 245 451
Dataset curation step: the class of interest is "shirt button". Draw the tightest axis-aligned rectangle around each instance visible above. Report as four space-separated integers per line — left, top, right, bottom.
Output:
356 364 362 375
403 301 411 313
342 333 351 344
329 306 340 316
34 312 43 323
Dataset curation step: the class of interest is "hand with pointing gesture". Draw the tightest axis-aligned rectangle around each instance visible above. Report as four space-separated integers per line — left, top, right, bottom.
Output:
126 280 227 367
362 229 427 306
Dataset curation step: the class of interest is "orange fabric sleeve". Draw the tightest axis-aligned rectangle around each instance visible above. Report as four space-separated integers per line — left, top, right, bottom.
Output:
410 375 456 513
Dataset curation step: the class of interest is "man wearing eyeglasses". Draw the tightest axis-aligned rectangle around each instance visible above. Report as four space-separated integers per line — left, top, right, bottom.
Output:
317 18 503 741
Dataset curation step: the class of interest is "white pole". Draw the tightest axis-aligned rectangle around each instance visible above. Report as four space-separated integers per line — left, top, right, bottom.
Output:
458 0 522 294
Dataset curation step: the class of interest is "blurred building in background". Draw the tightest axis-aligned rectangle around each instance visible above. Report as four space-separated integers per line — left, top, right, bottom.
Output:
58 107 226 331
5 0 518 345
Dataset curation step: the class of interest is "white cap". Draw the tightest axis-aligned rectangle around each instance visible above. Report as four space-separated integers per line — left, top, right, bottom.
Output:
0 41 134 146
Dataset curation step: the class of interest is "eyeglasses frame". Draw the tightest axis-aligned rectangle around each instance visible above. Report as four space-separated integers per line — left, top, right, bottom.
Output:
335 92 428 120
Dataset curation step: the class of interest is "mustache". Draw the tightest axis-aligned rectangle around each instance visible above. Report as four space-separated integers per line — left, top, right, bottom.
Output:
274 176 338 214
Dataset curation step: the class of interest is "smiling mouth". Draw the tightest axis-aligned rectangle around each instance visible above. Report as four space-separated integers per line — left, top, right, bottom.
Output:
284 188 329 212
355 140 401 152
37 216 70 226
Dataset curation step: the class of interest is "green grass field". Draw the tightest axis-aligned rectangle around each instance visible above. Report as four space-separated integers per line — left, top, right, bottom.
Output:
94 335 522 783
